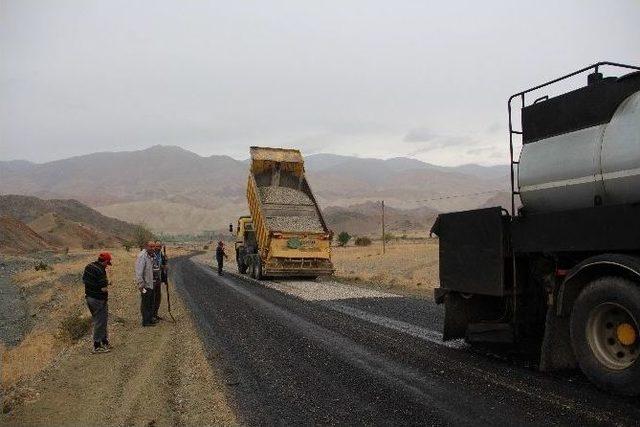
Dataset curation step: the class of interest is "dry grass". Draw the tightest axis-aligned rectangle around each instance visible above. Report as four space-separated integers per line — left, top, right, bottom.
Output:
2 251 95 386
59 311 92 341
2 248 236 425
331 239 439 297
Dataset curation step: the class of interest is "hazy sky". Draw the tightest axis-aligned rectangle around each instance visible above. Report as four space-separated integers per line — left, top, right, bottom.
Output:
1 1 639 166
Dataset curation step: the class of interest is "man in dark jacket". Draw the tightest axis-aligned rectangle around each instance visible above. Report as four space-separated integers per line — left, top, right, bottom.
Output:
152 241 167 321
83 252 112 353
215 241 228 275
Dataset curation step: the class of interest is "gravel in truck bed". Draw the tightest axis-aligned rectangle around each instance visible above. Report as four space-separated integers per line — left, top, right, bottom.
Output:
265 216 325 233
258 185 325 232
259 186 314 206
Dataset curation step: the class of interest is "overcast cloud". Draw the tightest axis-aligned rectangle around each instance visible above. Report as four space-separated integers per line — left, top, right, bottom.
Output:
1 0 639 166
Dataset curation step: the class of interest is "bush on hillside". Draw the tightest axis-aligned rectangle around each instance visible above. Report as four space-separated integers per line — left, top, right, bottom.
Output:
59 311 92 342
354 236 372 246
133 224 155 249
337 231 351 247
34 261 50 271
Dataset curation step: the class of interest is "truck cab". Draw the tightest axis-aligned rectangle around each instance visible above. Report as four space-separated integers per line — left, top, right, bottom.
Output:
234 216 257 274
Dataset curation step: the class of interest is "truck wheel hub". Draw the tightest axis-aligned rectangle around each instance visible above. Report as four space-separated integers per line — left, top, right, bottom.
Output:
587 302 639 370
617 323 637 346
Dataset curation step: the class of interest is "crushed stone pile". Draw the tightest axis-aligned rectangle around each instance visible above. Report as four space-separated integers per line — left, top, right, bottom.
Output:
265 216 324 233
258 186 325 232
259 186 315 206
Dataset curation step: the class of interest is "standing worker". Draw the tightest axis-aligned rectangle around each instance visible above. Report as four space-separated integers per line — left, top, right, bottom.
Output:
152 241 165 321
135 241 156 326
82 252 112 353
215 241 228 275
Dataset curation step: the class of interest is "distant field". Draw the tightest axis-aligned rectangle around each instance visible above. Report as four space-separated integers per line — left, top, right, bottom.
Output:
331 239 439 297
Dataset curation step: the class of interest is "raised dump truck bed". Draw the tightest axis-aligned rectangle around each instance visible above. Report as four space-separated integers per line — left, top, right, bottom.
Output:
239 146 334 278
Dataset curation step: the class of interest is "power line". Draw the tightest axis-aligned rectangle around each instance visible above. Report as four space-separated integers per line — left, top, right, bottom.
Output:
412 189 505 203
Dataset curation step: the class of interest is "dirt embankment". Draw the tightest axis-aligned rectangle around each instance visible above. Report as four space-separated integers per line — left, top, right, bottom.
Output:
0 217 53 255
1 248 236 426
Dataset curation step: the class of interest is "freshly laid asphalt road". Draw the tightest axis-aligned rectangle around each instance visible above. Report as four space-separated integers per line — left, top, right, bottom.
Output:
171 255 640 426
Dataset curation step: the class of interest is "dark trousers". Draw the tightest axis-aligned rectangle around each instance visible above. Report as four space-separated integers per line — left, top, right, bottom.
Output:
153 281 162 317
217 258 223 274
86 296 108 343
140 288 155 325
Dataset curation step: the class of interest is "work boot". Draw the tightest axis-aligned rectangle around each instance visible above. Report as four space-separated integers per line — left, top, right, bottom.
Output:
91 344 110 354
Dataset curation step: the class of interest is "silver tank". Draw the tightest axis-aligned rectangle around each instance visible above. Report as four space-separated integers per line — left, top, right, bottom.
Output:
518 90 640 213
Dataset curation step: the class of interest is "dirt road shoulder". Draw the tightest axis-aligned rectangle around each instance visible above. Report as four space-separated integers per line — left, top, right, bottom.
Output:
1 249 236 426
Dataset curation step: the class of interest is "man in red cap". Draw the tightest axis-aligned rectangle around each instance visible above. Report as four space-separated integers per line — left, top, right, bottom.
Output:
82 252 112 353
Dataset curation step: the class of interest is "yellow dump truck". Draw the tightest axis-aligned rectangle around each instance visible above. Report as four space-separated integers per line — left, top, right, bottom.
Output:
233 146 334 279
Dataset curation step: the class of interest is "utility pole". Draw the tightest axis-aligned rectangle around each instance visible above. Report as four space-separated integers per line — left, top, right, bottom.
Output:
381 200 386 254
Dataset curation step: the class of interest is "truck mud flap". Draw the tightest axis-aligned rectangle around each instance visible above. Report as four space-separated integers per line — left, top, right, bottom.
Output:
466 323 514 344
433 207 510 297
443 292 511 341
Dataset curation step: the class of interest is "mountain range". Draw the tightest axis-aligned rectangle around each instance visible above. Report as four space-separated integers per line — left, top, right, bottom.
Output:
0 146 510 234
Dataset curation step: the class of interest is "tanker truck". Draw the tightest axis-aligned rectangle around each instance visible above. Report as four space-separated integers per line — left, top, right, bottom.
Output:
232 146 334 279
431 62 640 395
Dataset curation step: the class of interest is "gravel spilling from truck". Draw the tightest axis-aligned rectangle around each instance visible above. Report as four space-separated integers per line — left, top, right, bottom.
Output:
264 215 324 233
259 185 324 232
259 186 314 206
240 146 333 277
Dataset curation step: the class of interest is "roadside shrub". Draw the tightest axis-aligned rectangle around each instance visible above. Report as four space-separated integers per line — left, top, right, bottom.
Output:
354 236 372 246
337 231 351 247
203 245 209 250
123 241 132 252
59 312 91 342
34 261 50 271
383 232 395 242
133 224 156 249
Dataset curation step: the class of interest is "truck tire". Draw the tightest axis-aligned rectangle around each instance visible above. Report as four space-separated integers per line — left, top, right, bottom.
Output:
248 256 256 279
570 276 640 395
254 258 263 280
237 249 248 274
239 263 248 274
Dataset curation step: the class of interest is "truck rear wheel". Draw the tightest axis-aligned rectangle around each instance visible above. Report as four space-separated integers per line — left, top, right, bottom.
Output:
247 255 262 279
238 262 248 274
253 258 263 280
570 276 640 395
248 257 256 279
237 253 247 274
237 249 248 274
